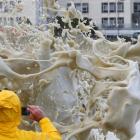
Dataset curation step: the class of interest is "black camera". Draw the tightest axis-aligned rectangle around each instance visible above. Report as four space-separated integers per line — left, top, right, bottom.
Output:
21 107 30 116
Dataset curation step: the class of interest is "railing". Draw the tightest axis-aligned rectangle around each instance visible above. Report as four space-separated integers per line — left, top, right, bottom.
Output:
132 24 140 29
102 25 124 29
101 26 140 30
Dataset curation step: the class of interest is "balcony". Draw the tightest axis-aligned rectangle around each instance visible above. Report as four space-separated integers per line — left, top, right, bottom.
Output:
102 25 124 30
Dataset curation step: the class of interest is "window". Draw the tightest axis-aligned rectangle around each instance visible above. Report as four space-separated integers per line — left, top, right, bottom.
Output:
82 3 89 13
0 2 2 12
102 3 108 13
67 3 88 13
109 3 116 13
109 18 116 28
3 17 7 25
4 6 8 13
0 2 2 9
118 17 124 28
0 17 2 25
75 3 81 12
10 17 14 26
18 0 22 3
10 1 15 6
102 18 108 28
67 3 71 8
16 17 19 22
16 17 21 23
117 2 124 12
134 3 140 13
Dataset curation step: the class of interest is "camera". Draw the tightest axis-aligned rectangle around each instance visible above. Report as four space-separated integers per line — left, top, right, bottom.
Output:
21 107 30 116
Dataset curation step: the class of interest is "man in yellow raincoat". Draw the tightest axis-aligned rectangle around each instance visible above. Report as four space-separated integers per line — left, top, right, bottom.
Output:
0 90 62 140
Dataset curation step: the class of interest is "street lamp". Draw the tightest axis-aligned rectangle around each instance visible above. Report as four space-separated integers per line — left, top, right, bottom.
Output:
136 22 139 28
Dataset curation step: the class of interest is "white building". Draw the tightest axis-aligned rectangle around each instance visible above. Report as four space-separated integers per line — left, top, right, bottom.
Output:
58 0 140 37
35 0 44 25
0 0 36 26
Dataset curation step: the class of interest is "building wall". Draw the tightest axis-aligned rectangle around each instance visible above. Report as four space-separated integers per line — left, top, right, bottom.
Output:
36 0 44 25
20 0 36 24
58 0 140 36
59 0 132 29
0 0 36 26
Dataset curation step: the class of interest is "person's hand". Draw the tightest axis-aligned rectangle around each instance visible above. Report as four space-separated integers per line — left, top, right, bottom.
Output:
27 105 45 122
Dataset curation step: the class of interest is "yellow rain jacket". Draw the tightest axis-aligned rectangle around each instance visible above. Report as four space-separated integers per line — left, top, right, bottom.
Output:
0 90 62 140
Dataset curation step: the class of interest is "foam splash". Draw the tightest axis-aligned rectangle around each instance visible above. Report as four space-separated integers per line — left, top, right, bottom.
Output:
1 1 140 140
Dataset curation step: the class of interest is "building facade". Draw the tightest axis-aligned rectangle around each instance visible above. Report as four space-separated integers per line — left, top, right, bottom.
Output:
36 0 44 25
58 0 140 37
0 0 36 26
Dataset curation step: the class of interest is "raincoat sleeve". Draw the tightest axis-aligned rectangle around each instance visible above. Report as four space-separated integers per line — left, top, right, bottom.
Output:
19 117 62 140
39 117 62 140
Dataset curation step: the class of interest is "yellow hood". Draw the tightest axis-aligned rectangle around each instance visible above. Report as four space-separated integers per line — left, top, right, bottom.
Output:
0 90 21 137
